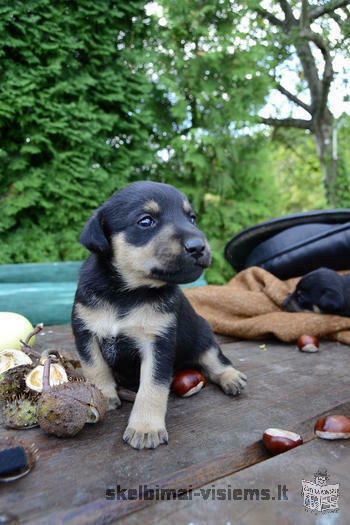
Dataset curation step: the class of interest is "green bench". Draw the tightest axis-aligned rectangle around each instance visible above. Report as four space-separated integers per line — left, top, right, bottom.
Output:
0 262 207 325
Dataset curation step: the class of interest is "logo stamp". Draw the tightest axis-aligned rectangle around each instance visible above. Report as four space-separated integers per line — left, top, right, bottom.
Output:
301 469 340 513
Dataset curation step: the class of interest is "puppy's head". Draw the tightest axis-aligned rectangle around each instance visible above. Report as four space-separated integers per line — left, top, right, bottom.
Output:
283 268 345 315
80 181 211 288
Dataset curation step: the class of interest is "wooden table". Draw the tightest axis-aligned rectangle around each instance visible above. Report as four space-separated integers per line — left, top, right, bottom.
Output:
0 325 349 525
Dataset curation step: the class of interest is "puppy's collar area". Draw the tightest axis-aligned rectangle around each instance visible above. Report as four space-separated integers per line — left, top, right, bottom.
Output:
110 263 169 291
87 255 166 293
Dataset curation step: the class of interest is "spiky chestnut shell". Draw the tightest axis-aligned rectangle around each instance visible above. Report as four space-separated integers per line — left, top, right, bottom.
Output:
37 389 88 437
55 381 106 422
0 348 32 374
26 363 68 393
85 384 106 423
2 398 38 429
0 365 39 403
37 382 106 437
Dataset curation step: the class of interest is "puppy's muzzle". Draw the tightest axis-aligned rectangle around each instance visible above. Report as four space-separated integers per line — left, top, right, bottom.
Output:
283 293 303 312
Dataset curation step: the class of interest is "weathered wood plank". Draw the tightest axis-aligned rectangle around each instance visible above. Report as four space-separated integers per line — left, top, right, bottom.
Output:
28 401 350 525
0 326 349 525
117 438 350 525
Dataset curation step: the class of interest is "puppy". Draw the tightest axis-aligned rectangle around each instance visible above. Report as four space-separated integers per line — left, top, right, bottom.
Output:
71 181 247 449
283 267 350 316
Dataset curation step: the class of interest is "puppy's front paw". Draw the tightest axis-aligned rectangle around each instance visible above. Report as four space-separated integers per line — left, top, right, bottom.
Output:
218 367 247 396
105 394 121 411
123 423 168 450
100 385 121 410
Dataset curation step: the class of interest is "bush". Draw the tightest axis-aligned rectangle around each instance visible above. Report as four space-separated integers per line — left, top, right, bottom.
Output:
0 0 155 262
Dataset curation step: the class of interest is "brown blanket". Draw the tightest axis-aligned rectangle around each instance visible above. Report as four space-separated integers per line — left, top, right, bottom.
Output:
184 266 350 345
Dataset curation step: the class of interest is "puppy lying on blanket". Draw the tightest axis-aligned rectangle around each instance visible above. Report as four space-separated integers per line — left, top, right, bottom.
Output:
71 181 247 449
283 268 350 317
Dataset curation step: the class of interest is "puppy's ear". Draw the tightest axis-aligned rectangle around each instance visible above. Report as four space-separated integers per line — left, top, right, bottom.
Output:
80 209 109 254
318 288 345 314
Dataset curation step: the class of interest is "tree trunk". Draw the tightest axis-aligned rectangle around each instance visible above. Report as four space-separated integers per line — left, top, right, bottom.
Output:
312 110 337 206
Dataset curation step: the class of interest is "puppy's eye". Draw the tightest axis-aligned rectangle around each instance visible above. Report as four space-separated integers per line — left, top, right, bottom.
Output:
189 214 196 224
137 215 155 228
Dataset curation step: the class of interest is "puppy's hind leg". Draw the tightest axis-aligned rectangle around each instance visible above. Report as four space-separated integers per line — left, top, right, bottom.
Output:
199 345 247 396
72 320 121 410
194 317 247 395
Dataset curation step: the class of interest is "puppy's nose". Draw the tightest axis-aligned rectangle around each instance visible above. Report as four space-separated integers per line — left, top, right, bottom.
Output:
184 238 205 260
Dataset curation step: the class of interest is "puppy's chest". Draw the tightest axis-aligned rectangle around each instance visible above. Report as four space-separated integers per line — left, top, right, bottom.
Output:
76 301 174 342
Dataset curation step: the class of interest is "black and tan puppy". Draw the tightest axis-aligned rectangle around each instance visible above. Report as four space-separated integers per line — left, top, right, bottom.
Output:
71 181 247 449
283 267 350 316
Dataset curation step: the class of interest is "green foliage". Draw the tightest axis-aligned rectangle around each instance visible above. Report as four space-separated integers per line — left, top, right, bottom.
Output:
197 135 279 283
150 0 271 136
333 116 350 208
0 0 155 262
270 119 350 215
270 128 327 214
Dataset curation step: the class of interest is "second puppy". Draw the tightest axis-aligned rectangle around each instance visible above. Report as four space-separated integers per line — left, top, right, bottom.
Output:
283 267 350 316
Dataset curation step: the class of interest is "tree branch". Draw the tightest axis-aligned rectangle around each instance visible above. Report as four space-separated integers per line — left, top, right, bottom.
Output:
276 83 312 113
309 0 350 22
300 0 309 28
254 7 284 27
259 117 312 129
299 30 332 74
277 0 297 24
299 29 334 115
294 40 322 103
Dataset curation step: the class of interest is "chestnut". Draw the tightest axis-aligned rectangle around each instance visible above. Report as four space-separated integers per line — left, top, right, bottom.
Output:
171 369 206 397
262 428 303 455
315 415 350 440
297 334 319 353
